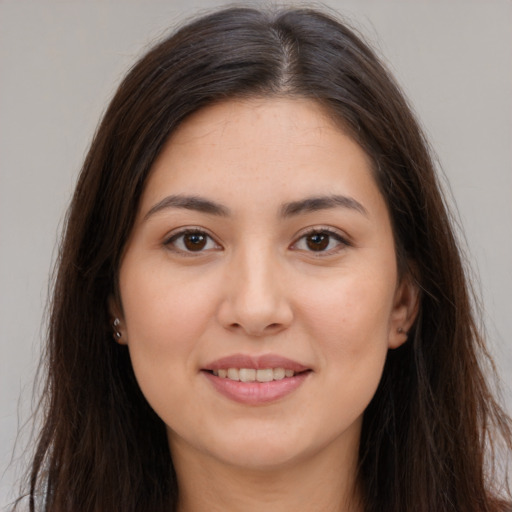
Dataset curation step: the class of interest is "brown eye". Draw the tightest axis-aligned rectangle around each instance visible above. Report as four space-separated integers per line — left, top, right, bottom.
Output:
292 229 348 254
306 233 330 251
183 232 207 251
166 229 220 254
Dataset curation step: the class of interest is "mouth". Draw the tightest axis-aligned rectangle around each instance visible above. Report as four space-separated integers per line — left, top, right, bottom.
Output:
206 367 307 382
202 354 312 405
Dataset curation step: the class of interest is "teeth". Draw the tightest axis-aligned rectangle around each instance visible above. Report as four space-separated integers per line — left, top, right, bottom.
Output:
213 367 296 382
227 368 239 381
256 368 274 382
273 367 285 380
239 368 256 382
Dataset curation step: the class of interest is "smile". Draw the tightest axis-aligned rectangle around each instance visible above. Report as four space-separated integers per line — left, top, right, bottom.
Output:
202 354 311 405
211 368 296 382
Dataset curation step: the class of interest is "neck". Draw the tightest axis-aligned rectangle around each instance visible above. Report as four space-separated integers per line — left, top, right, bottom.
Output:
172 437 362 512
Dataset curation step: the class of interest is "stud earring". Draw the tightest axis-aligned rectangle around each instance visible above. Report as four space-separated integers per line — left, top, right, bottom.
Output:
397 327 407 336
112 318 122 340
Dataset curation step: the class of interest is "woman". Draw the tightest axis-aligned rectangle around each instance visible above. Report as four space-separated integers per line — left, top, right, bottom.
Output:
16 6 511 512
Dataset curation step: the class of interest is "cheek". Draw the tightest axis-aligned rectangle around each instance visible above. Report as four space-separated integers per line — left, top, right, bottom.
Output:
121 261 217 345
295 269 395 392
118 264 221 423
118 261 222 398
298 269 395 343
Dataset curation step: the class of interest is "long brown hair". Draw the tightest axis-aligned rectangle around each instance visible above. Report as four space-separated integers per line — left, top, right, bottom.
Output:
15 6 511 512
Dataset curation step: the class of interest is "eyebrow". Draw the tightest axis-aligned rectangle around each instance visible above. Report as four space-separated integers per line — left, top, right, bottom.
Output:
144 193 367 221
144 195 230 220
280 195 368 217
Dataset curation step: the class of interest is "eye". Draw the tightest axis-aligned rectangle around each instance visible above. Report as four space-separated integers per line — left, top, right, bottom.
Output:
292 228 349 254
165 229 221 254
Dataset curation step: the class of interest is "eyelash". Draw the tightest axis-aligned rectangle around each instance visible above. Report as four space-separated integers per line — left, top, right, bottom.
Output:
164 228 221 255
163 227 350 256
291 227 350 255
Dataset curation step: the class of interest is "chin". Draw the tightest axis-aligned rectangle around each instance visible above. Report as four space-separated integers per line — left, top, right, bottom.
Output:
199 423 341 471
171 423 313 472
214 440 308 471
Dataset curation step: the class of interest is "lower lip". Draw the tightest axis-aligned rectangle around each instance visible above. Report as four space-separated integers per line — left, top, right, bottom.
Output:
202 371 310 405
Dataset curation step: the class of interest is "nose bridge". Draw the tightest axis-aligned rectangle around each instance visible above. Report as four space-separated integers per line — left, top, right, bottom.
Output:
237 241 277 304
222 237 292 335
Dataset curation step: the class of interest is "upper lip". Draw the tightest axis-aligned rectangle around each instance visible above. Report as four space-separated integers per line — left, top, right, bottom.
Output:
203 353 310 372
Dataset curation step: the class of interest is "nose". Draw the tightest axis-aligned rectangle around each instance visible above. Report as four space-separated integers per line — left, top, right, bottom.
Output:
217 245 293 337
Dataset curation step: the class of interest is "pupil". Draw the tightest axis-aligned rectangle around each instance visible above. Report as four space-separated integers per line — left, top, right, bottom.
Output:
307 233 329 251
184 233 206 251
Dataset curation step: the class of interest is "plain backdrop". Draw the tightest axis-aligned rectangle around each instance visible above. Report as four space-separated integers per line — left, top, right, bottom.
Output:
1 0 511 507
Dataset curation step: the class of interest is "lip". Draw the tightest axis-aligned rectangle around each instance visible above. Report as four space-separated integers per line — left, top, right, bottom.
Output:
202 353 311 405
203 353 310 372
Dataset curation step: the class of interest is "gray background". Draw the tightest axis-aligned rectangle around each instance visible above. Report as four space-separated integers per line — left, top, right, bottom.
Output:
1 0 511 507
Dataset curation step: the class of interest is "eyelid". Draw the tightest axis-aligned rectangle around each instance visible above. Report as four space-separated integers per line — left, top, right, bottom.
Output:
290 226 351 254
163 226 222 254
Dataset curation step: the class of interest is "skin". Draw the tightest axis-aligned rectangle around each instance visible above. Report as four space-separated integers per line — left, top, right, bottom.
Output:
112 98 418 512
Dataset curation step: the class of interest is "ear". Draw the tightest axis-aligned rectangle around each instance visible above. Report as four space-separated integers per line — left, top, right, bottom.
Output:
108 295 128 345
388 274 419 349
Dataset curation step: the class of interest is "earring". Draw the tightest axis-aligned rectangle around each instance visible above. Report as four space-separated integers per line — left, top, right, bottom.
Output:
397 327 407 336
112 318 122 340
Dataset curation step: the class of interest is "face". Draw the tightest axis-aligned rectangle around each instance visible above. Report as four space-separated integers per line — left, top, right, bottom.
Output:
114 98 417 472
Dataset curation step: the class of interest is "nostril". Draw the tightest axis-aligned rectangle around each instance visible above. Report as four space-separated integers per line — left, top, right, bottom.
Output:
227 321 283 337
229 323 242 331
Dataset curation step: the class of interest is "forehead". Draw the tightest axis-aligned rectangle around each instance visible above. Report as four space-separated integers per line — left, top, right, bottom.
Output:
169 97 338 142
139 97 383 218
